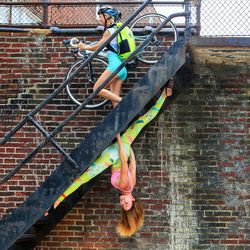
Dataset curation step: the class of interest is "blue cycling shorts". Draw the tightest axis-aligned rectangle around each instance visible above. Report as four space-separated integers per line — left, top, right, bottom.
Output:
107 52 127 81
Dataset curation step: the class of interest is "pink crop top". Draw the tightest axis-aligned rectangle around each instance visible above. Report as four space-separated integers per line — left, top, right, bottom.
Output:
111 171 133 193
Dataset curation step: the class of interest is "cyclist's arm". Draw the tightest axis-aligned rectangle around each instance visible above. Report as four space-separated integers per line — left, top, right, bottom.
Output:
78 30 111 51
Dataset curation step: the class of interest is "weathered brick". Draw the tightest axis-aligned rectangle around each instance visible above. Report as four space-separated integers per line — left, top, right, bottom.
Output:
1 32 249 249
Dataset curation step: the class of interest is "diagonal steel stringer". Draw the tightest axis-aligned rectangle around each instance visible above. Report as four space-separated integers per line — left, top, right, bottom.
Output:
0 0 156 183
0 9 190 184
0 40 187 250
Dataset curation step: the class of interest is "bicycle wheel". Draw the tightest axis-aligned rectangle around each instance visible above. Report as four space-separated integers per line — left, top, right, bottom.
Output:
65 57 109 108
130 13 178 65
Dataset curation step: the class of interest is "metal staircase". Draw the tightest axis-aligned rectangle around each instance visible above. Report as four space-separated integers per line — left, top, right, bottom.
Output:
0 0 192 248
0 40 187 250
0 41 186 249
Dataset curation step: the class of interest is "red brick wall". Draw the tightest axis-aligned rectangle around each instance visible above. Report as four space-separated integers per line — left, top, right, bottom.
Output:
0 32 250 249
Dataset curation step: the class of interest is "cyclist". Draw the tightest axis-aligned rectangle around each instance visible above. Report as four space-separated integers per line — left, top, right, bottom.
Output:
76 5 127 107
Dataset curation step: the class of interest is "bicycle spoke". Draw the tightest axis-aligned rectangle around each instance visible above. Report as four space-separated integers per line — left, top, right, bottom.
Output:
65 58 109 108
130 13 178 64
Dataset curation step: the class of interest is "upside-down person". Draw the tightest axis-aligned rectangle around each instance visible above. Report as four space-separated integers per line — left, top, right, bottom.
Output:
46 84 173 237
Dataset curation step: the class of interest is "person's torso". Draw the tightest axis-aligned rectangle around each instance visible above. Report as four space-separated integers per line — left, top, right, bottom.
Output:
106 26 119 53
111 171 133 193
104 142 130 172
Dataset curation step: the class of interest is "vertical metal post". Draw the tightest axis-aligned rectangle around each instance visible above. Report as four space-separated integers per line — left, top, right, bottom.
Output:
196 0 201 36
8 0 12 24
184 0 191 44
43 0 49 26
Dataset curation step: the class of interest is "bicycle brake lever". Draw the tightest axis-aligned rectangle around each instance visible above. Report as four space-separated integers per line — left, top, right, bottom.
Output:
70 49 79 60
81 38 92 46
63 39 71 47
71 49 79 53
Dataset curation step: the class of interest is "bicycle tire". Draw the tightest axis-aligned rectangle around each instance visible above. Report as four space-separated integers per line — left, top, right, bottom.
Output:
130 13 178 65
65 57 109 108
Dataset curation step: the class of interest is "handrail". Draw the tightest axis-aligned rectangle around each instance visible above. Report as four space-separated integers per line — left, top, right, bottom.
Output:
0 1 186 6
44 11 190 136
0 0 153 183
0 0 152 145
0 10 190 184
0 1 189 29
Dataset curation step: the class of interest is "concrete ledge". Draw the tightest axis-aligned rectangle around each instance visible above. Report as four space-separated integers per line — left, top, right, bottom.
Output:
189 36 250 73
190 36 250 47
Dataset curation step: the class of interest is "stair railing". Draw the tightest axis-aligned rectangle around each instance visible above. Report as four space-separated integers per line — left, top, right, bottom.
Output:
0 0 191 183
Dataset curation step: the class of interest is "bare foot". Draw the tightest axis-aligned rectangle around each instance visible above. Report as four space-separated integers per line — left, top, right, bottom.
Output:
54 200 61 209
166 88 172 97
166 78 174 96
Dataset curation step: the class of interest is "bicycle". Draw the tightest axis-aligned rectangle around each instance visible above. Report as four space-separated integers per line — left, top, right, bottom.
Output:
64 13 178 108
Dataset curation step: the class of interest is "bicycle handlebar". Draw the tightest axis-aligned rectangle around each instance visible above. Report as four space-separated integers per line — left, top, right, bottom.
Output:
63 39 71 46
63 37 87 58
63 37 105 59
63 37 92 48
69 37 80 48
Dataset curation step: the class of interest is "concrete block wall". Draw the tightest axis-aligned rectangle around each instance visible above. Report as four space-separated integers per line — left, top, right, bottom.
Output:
0 32 249 249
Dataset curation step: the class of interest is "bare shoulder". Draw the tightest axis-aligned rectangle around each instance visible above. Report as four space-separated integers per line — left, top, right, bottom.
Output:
103 29 111 37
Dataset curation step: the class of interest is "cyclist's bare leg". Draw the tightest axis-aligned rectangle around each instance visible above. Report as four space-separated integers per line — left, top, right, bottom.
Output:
93 69 122 105
110 77 123 107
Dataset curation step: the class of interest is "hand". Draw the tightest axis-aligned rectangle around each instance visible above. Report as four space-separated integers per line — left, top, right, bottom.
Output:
70 37 80 48
78 41 86 51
